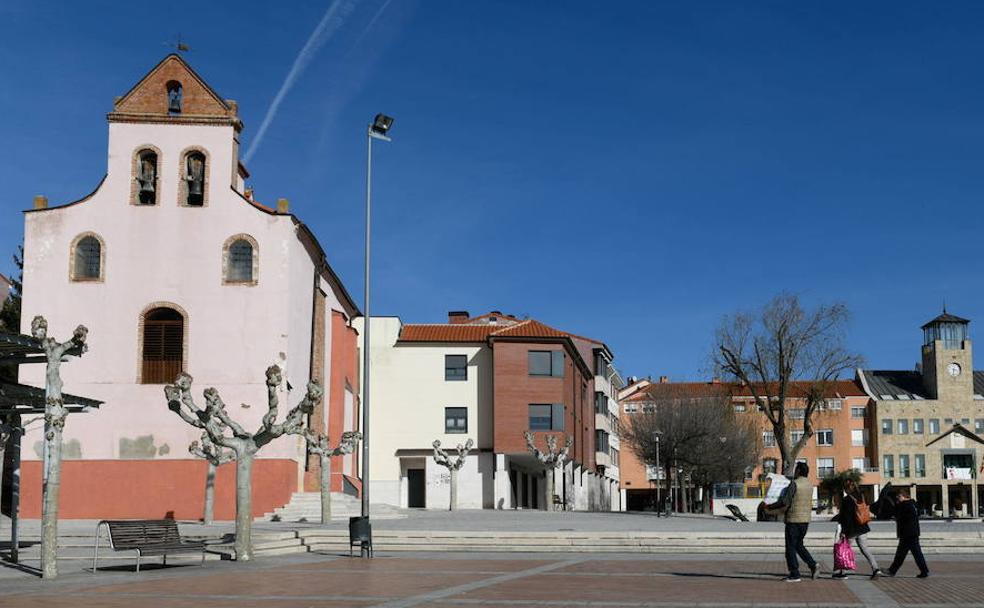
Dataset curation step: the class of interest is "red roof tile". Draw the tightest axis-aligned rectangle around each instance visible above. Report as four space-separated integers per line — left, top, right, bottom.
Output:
625 379 866 402
399 316 585 343
398 324 496 342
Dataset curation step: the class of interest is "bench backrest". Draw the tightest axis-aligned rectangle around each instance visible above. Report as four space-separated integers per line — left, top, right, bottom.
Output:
104 520 183 549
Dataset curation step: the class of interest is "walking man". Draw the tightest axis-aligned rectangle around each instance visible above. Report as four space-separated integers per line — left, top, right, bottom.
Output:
887 487 929 578
766 462 820 582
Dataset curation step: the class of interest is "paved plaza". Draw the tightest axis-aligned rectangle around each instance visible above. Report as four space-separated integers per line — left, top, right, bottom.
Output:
1 550 983 607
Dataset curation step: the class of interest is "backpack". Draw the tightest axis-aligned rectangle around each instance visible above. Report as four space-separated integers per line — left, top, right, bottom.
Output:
855 496 872 526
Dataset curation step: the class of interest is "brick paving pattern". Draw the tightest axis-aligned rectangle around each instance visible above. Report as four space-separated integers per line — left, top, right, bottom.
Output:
1 554 982 607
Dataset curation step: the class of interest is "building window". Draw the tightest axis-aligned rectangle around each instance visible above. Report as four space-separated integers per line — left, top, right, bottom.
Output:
791 430 804 444
594 352 607 376
976 419 984 434
528 350 564 377
852 457 869 471
817 458 834 478
897 419 909 435
227 239 253 282
961 418 970 425
851 429 867 447
529 404 564 431
851 406 866 419
141 306 184 384
929 418 940 434
445 407 467 433
944 418 953 426
445 354 467 381
913 419 924 434
881 419 893 435
734 403 746 413
134 149 159 205
915 454 926 477
788 408 805 420
611 448 619 467
816 429 833 446
166 80 182 114
826 399 842 410
594 391 607 415
595 430 609 453
762 430 776 448
71 234 103 281
762 458 777 475
883 455 894 478
624 403 639 414
899 454 910 478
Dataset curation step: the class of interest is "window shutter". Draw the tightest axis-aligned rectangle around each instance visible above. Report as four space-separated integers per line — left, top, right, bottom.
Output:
551 351 565 377
552 404 565 431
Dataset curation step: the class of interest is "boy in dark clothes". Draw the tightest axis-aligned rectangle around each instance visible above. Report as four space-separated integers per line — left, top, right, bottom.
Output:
887 487 929 578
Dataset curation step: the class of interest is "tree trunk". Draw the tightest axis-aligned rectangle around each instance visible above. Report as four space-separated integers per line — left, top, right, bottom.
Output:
41 420 63 579
449 468 457 511
544 468 554 512
203 461 217 525
235 452 254 561
319 453 331 525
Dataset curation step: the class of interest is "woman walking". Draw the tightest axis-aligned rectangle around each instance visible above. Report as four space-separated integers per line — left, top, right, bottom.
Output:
832 479 882 579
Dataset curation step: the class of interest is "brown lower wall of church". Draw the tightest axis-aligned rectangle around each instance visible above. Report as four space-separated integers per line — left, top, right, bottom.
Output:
15 459 297 520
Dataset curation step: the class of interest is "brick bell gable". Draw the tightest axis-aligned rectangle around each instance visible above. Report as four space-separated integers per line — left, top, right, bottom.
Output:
109 54 241 128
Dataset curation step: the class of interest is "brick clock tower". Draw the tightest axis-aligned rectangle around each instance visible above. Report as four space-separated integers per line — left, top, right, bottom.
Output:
921 311 973 401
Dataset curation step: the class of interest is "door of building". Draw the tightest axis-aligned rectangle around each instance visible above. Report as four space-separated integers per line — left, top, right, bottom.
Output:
407 469 426 508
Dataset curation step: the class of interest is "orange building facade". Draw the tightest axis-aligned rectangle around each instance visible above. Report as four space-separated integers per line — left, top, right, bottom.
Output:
618 378 881 511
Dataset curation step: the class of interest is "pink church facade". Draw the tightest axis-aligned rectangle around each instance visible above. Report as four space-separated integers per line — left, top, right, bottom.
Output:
17 55 362 519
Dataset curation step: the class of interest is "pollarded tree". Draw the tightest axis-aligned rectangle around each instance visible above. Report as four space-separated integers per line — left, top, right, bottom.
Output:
524 432 573 512
189 432 235 525
165 365 321 561
432 438 474 511
32 315 88 579
714 294 863 476
302 429 361 524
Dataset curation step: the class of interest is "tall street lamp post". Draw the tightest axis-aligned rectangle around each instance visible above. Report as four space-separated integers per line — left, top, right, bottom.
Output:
361 113 394 549
653 431 661 517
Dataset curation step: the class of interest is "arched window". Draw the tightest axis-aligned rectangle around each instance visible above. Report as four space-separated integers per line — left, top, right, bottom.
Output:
184 151 206 206
72 235 102 281
223 234 258 285
166 81 182 115
142 307 184 384
228 239 253 282
135 149 158 205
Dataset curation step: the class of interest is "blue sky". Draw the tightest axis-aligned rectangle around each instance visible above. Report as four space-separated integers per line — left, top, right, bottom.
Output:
1 1 983 380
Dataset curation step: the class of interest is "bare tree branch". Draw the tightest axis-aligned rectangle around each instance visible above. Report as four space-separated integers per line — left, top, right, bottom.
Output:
711 294 863 475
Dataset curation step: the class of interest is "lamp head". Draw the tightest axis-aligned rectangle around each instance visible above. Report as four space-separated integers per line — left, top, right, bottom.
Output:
371 113 394 136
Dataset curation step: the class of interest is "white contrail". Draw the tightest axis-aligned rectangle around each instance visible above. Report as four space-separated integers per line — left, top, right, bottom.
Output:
244 0 358 163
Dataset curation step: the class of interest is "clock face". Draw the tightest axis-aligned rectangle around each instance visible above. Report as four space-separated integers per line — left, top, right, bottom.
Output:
947 362 962 377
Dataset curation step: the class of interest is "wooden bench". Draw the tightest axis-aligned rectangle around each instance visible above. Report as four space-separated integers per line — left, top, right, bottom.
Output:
92 520 207 573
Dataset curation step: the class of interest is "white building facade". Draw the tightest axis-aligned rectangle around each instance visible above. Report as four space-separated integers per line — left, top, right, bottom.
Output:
15 55 361 520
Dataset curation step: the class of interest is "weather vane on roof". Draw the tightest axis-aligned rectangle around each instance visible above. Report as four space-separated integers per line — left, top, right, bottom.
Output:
163 35 191 53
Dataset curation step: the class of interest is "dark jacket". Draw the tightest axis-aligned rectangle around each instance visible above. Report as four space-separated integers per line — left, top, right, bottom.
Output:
894 499 921 539
833 494 871 538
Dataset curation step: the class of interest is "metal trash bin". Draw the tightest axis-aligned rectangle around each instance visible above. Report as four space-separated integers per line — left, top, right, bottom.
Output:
348 516 373 557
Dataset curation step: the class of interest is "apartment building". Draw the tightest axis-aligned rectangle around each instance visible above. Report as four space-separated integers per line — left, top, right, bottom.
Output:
618 377 878 510
357 311 618 511
858 310 984 518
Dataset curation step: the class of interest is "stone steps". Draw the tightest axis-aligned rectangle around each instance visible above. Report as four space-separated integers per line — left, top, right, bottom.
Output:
10 529 983 561
260 492 404 522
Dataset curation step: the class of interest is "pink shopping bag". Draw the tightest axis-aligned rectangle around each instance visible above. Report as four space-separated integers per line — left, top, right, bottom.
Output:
834 537 856 571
